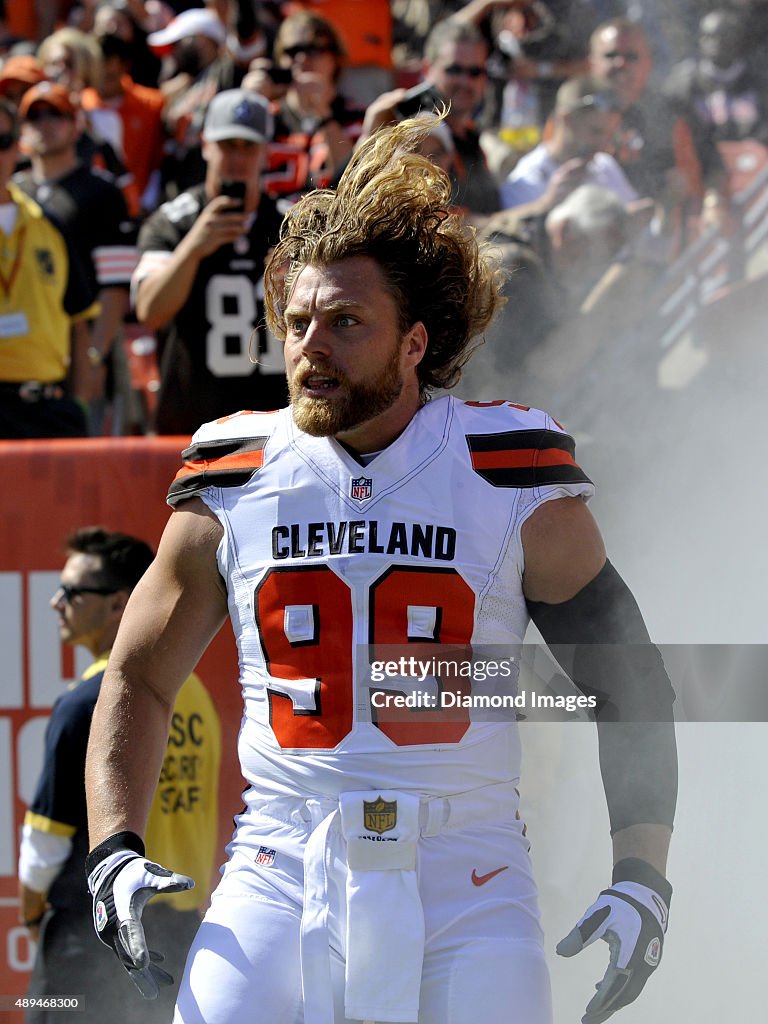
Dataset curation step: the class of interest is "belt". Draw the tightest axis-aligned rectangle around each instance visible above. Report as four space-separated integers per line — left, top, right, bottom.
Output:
0 380 66 402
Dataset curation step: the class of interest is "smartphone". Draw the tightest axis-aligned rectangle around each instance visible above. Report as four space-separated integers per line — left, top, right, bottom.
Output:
267 64 293 86
396 82 443 119
220 179 247 211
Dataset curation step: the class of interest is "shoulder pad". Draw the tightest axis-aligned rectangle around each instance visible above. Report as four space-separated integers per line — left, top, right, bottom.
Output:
465 428 591 489
457 400 590 489
167 410 281 506
168 435 269 506
456 398 552 433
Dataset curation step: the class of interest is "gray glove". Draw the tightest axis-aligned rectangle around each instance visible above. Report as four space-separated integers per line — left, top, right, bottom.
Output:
86 832 194 999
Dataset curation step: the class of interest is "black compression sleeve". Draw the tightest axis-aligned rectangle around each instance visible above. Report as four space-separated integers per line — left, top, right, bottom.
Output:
526 560 677 833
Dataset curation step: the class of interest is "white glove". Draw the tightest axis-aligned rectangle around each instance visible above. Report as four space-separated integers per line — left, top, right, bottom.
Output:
557 877 669 1024
86 834 194 999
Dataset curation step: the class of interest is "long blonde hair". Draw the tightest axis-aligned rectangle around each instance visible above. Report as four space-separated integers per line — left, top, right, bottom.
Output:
264 116 504 394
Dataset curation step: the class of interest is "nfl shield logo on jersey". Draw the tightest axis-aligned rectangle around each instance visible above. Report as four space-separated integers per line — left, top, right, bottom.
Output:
363 796 397 834
350 477 373 501
255 846 276 866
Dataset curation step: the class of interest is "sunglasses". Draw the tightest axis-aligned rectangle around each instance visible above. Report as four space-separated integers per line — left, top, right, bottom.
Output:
26 107 71 123
56 583 119 603
282 43 334 60
0 132 17 151
443 63 486 79
601 50 641 62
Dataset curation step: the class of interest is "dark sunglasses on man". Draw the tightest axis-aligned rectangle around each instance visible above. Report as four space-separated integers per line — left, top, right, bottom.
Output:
282 42 335 60
56 583 120 604
443 63 486 79
25 106 71 123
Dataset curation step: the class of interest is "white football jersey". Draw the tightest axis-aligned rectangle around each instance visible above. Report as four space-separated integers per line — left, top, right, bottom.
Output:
168 396 593 800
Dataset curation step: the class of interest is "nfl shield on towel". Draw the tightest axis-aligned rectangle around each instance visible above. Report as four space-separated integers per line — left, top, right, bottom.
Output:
363 796 397 834
350 477 372 501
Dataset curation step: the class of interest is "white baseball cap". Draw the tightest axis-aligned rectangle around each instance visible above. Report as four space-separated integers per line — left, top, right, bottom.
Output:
148 9 226 53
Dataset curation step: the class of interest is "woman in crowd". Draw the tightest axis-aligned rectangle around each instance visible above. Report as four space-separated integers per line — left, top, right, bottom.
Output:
245 11 365 202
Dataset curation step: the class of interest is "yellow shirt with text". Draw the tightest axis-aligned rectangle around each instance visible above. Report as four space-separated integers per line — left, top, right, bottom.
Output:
145 671 222 911
0 183 99 383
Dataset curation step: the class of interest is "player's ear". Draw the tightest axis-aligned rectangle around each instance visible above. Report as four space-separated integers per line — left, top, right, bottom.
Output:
109 589 130 620
403 321 428 366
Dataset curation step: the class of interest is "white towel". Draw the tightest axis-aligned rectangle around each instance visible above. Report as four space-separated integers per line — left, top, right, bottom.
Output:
301 808 339 1024
299 784 518 1022
340 791 425 1023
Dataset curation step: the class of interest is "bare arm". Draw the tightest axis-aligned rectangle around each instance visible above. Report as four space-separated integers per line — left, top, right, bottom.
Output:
451 0 510 26
72 287 130 410
612 823 670 875
69 318 94 408
86 498 228 847
521 494 605 604
358 88 409 142
496 157 590 221
522 496 673 874
135 198 248 331
91 286 129 360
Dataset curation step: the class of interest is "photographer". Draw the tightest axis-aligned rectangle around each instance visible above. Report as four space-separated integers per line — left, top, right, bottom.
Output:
131 89 286 434
361 19 501 216
243 12 365 202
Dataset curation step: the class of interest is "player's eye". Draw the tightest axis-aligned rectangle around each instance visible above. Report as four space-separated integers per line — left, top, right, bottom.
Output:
287 317 308 334
336 315 357 328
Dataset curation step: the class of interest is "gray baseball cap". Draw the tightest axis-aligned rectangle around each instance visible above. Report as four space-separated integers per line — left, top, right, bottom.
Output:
203 89 273 144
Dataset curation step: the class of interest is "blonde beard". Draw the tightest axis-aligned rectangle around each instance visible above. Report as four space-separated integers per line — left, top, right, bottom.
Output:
291 393 346 436
289 343 404 437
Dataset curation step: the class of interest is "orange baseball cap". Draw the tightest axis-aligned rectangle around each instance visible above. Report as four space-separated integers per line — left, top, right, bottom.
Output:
19 80 78 119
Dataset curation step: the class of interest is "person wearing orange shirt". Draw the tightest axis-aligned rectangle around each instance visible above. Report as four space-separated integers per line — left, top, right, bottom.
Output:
80 32 165 216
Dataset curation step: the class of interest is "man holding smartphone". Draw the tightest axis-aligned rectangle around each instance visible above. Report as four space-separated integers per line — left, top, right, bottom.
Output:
132 89 287 433
362 19 500 217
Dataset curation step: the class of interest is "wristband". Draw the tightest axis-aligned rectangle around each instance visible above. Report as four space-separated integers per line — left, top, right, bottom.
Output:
612 857 672 907
85 830 145 878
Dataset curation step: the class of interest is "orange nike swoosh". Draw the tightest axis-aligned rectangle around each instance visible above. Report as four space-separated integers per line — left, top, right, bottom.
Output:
471 865 509 887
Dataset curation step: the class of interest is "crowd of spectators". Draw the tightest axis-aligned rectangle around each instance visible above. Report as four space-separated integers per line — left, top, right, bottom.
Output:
0 0 766 438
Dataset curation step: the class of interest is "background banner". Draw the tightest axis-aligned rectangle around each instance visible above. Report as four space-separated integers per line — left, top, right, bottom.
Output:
0 438 243 1017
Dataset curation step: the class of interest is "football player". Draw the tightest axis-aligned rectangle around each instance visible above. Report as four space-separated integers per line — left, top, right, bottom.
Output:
85 115 676 1024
